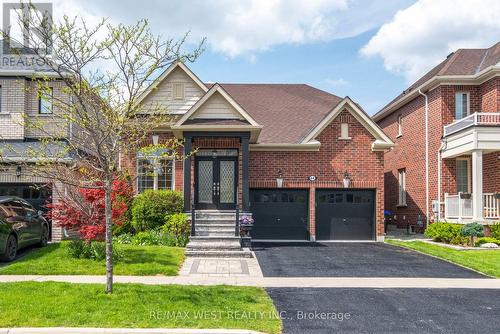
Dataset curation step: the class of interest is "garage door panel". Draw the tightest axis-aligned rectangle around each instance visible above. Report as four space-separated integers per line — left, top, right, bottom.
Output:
250 189 308 240
316 189 374 241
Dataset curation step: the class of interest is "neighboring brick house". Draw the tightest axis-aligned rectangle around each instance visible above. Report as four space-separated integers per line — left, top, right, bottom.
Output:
374 41 500 229
0 68 69 240
120 61 394 242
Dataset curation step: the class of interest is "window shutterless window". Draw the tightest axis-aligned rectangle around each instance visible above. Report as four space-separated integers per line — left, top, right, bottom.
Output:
398 169 406 206
137 157 174 193
397 114 403 136
39 87 53 114
455 92 469 120
456 158 471 193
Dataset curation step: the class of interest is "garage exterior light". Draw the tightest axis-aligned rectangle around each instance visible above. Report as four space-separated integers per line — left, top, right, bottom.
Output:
343 171 351 188
276 170 284 188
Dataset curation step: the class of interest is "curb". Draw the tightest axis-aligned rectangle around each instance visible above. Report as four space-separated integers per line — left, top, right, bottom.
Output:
0 328 267 334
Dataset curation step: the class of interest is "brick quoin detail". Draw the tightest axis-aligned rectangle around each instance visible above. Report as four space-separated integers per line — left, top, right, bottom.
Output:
377 77 500 227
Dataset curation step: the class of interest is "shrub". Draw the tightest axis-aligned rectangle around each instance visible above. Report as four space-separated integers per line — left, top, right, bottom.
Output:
460 222 484 246
425 222 463 244
162 213 190 237
489 223 500 239
48 179 133 241
126 230 188 247
113 233 133 245
475 237 500 247
67 240 122 261
131 190 183 231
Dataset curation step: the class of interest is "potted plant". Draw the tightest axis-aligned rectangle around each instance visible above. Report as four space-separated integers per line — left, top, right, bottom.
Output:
239 215 254 248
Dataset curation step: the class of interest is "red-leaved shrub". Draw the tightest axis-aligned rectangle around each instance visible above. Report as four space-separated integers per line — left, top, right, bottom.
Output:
47 180 133 241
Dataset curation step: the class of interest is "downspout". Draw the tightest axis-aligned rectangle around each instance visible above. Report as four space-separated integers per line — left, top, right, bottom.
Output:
419 89 429 228
437 139 447 222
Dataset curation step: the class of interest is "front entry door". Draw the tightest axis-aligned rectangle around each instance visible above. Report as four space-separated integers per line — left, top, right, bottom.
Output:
195 157 237 210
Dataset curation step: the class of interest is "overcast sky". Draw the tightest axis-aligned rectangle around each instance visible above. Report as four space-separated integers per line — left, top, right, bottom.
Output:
5 0 500 114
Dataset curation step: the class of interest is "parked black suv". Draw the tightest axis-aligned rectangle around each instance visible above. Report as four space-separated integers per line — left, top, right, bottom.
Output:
0 196 50 261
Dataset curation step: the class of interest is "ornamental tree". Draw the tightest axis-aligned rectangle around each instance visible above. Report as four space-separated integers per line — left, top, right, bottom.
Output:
47 179 133 242
1 2 204 293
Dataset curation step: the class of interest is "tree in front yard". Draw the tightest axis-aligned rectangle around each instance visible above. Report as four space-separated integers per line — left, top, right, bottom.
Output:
47 179 132 242
2 3 204 293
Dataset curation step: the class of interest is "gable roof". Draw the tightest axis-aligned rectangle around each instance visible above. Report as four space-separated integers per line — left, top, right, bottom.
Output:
374 41 500 121
218 83 343 144
302 97 394 151
174 83 260 127
136 61 208 106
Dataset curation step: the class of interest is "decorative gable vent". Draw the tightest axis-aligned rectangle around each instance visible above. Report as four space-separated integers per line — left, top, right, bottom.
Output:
172 82 185 100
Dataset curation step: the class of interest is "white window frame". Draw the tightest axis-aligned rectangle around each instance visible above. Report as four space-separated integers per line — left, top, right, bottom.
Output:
454 91 470 120
172 82 185 100
397 114 403 137
456 157 471 194
136 156 175 193
339 123 351 140
38 87 53 114
398 168 407 206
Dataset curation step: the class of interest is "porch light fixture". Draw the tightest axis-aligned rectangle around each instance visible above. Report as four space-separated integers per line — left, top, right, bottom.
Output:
16 165 22 177
211 150 217 159
152 135 159 145
343 171 351 188
276 170 284 188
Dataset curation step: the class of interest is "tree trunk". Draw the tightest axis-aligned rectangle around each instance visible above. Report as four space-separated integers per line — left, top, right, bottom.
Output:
104 177 113 294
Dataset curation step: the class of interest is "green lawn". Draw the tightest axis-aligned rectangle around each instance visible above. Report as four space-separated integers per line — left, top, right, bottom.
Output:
0 282 281 333
387 239 500 278
0 242 185 276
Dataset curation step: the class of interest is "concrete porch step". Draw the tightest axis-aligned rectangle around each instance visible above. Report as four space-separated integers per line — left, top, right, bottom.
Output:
195 211 236 220
195 218 236 224
185 249 253 258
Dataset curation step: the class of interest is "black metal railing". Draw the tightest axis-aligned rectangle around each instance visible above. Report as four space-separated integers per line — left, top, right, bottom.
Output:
190 197 196 237
235 186 240 237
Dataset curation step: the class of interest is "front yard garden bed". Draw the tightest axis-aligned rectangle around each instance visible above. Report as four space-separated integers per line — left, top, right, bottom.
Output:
387 239 500 278
0 242 184 276
0 282 281 334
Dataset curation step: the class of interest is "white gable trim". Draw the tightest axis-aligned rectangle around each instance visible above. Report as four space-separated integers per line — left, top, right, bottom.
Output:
136 61 208 106
301 97 394 151
174 84 260 127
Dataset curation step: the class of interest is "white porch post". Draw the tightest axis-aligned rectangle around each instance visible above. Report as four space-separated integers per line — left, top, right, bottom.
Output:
472 150 483 220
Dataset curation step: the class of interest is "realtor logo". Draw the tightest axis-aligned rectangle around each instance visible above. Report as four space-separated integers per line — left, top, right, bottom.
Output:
2 2 52 56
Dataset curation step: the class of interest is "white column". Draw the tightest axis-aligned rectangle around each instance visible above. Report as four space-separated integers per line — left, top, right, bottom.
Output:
472 150 483 220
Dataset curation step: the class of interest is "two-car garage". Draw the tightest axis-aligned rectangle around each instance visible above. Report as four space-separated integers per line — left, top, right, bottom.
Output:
250 188 375 241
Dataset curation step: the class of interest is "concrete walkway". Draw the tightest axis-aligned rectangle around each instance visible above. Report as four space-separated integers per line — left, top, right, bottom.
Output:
1 275 499 288
0 329 265 334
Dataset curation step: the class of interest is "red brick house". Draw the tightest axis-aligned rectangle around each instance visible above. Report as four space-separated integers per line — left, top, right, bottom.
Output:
374 41 500 229
120 61 393 244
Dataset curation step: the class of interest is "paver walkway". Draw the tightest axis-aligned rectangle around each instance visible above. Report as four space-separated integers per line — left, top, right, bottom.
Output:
179 257 263 278
0 275 499 288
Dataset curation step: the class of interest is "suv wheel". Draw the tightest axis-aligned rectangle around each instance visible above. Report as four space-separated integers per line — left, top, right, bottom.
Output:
1 235 17 262
39 225 49 247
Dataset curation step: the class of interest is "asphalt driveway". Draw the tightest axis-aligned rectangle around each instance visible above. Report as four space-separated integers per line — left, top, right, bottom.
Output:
267 287 500 334
253 242 485 278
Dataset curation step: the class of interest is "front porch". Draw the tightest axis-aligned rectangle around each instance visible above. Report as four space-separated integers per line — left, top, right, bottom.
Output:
441 112 500 223
444 192 500 222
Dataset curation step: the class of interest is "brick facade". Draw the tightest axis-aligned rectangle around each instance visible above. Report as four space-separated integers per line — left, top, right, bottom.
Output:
121 109 386 240
249 110 385 238
377 77 500 227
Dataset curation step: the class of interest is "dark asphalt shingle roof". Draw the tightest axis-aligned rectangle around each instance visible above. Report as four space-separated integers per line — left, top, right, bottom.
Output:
216 84 343 144
377 41 500 119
